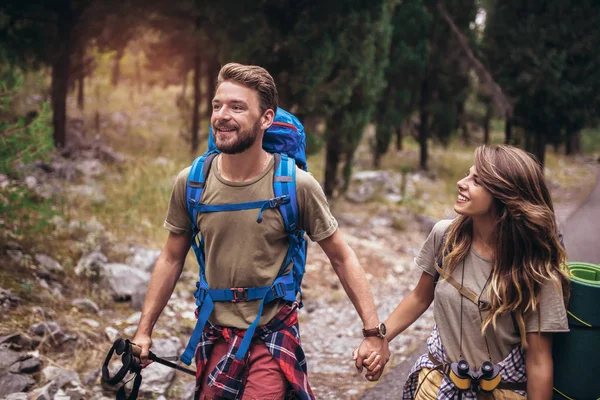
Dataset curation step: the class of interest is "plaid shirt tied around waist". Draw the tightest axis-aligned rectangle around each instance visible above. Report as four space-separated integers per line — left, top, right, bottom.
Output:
194 302 314 400
402 325 527 399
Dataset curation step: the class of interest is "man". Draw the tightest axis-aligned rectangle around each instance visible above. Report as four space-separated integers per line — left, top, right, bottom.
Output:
132 63 389 399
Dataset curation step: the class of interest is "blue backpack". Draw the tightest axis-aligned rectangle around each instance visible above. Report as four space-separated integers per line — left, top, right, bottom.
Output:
180 108 308 365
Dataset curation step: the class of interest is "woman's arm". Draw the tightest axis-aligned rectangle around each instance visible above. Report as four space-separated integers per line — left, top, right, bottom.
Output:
525 332 554 399
384 272 436 342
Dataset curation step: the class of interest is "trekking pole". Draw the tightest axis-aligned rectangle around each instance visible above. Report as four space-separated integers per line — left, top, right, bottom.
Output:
131 343 196 376
129 343 196 376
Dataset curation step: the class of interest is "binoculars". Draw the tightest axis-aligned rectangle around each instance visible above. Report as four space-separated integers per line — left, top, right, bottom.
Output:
448 359 502 392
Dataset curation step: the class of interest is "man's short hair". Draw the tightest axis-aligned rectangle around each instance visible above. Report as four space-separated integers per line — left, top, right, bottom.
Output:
216 63 279 114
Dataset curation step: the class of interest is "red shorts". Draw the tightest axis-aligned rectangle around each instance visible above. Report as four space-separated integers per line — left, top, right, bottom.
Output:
198 339 288 400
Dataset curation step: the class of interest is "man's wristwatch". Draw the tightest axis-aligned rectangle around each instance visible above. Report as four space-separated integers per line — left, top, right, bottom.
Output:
362 322 387 339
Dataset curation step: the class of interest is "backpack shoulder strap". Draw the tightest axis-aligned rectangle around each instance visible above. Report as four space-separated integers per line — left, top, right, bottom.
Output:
273 153 299 233
434 230 484 307
186 151 219 231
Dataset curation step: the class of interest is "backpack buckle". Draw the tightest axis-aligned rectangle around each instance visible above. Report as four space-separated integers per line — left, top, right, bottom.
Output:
271 282 286 299
269 195 290 208
231 287 248 303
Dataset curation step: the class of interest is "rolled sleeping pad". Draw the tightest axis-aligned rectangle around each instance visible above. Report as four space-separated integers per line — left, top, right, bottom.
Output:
552 262 600 400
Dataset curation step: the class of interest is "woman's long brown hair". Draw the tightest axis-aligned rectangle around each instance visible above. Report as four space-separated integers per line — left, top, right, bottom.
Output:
441 145 570 348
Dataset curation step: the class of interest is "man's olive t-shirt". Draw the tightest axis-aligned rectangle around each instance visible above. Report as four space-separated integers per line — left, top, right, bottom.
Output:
164 155 338 329
415 219 569 368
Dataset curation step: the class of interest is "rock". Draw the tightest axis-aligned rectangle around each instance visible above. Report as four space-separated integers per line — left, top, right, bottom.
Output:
68 185 106 205
71 298 100 314
3 242 23 263
96 144 125 164
75 251 108 279
59 385 86 400
137 338 182 396
82 369 100 386
34 255 63 273
127 247 161 272
75 159 105 178
34 366 86 399
29 322 76 347
0 174 10 189
0 374 36 398
0 348 22 370
125 312 142 325
41 366 81 389
13 356 40 374
24 176 37 190
130 279 149 311
27 381 58 400
81 319 100 328
101 263 150 301
0 333 34 351
121 326 137 337
0 288 21 309
1 392 28 399
104 327 119 342
180 381 196 400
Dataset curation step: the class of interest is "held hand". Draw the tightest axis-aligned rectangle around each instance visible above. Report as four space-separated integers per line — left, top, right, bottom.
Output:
354 337 390 381
131 333 153 368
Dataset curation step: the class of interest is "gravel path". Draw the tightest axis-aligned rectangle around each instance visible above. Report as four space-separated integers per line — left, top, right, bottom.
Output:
563 168 600 263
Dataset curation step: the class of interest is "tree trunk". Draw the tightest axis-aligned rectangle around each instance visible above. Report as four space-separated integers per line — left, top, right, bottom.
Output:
504 118 512 144
395 125 403 151
324 111 343 198
483 103 492 144
533 131 546 166
525 132 533 153
135 53 142 93
342 148 354 194
77 74 84 110
205 56 218 119
324 130 341 198
191 48 202 154
457 102 470 145
51 0 73 148
111 48 124 87
566 130 582 155
418 78 430 171
573 131 582 154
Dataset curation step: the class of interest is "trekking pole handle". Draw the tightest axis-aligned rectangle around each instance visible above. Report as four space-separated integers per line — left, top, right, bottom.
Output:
130 343 142 358
129 342 194 376
129 343 158 362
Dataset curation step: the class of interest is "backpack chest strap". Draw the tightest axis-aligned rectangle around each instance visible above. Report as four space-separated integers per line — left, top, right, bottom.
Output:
188 195 290 224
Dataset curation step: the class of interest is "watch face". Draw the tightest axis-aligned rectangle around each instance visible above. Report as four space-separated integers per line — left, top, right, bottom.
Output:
379 323 387 337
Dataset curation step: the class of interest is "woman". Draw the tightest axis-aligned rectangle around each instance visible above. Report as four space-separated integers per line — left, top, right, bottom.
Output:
364 145 570 399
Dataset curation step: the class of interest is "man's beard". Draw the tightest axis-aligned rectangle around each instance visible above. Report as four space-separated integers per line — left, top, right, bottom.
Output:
214 119 262 154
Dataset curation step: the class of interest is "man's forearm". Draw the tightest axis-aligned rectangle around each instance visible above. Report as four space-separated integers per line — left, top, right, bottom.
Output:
137 252 185 335
330 249 379 328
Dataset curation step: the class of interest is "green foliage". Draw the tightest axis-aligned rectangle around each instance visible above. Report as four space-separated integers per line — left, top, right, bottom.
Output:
0 102 54 176
374 0 431 162
305 131 324 156
483 0 600 161
0 184 57 238
0 68 56 238
581 126 600 155
0 67 54 176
